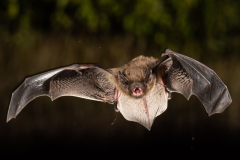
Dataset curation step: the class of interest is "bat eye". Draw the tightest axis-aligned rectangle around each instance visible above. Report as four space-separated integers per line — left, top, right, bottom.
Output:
119 71 129 87
144 67 152 84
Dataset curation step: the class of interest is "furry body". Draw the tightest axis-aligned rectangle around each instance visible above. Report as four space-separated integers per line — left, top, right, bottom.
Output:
7 49 232 130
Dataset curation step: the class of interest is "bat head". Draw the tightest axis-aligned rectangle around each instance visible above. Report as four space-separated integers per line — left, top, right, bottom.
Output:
118 67 155 98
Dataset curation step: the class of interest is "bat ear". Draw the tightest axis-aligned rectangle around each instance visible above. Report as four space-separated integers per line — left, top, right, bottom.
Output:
144 67 153 84
118 71 129 87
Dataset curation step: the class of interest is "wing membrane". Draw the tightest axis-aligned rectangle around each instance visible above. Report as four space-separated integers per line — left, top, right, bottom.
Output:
7 64 115 122
160 49 232 115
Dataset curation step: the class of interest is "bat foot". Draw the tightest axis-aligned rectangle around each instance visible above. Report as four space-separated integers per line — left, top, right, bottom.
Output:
113 101 119 112
165 88 172 100
168 93 172 100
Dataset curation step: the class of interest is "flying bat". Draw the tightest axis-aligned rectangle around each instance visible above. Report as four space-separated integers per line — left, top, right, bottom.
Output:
6 49 232 130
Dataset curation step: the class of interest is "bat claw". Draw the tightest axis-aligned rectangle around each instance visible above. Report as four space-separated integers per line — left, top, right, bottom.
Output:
161 48 171 57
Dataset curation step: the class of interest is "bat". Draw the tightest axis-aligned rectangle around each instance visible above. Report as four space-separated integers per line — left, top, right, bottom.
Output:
6 49 232 130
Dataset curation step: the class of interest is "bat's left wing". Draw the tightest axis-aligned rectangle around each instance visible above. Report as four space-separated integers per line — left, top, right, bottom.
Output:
158 49 232 116
7 64 115 122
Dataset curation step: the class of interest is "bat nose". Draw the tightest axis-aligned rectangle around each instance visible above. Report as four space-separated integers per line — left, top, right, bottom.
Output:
131 83 142 89
132 84 141 88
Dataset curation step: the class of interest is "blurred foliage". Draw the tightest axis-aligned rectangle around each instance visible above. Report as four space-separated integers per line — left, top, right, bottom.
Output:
0 0 240 59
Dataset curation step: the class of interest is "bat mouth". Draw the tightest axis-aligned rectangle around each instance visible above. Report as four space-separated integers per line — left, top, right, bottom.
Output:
132 88 143 97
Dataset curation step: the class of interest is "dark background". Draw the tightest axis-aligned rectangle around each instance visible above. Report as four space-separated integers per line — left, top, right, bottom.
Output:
1 0 240 159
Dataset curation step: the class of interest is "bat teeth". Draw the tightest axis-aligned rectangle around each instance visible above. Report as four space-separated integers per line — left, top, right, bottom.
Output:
133 88 142 91
132 88 143 96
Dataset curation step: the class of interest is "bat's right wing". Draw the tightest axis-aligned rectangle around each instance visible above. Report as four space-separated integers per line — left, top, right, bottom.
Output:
158 49 232 116
7 64 115 122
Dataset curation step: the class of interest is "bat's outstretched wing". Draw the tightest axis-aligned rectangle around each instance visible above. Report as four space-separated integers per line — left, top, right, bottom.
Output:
7 64 115 122
159 49 232 116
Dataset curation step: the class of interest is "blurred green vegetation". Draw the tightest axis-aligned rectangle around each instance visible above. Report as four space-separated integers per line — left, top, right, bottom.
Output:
0 0 240 158
1 0 240 58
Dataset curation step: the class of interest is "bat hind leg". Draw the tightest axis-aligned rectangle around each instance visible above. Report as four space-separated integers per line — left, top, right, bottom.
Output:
113 88 120 112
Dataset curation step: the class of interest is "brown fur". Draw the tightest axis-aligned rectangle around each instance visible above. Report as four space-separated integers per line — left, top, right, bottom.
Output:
108 56 160 98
